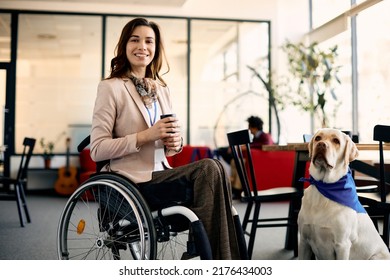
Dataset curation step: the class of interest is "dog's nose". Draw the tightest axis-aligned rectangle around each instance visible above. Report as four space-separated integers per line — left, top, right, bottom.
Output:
317 141 327 150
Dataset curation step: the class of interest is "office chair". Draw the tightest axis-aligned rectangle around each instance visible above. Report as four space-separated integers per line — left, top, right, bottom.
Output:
227 129 300 259
0 137 36 227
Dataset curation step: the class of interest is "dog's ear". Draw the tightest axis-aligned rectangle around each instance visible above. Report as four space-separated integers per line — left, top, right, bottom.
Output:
308 134 315 159
343 135 359 164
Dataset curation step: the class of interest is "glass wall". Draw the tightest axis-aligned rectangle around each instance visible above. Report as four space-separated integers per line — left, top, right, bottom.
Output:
355 0 390 142
0 13 11 149
9 12 269 155
190 20 270 148
15 14 102 153
0 13 11 62
311 0 390 143
318 30 353 132
311 0 350 28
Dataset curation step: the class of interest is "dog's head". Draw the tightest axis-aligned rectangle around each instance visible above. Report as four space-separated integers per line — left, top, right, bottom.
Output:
308 128 359 183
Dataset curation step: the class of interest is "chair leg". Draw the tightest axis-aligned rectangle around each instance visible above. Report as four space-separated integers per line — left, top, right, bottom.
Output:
383 212 390 247
15 184 25 227
247 202 261 259
242 200 253 232
233 214 249 260
285 197 299 253
19 183 31 223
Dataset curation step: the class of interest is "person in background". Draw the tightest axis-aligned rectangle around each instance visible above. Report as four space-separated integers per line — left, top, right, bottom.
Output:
90 17 243 260
230 116 274 198
247 115 274 148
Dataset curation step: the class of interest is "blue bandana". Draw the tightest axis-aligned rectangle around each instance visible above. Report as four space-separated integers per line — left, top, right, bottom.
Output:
300 169 367 213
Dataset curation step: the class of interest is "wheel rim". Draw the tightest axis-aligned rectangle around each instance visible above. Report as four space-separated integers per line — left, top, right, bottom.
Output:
57 178 156 260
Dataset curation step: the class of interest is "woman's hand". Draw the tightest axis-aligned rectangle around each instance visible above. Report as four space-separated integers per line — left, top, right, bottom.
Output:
160 116 182 152
136 115 182 151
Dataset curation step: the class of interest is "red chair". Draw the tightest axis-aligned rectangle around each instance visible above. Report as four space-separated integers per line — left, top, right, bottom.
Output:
79 149 96 185
167 145 213 167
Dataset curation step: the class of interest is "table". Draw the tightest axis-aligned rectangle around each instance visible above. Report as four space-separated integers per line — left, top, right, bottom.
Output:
262 142 390 197
261 142 390 250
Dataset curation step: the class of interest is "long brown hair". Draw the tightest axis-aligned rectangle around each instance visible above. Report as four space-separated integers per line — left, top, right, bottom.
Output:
108 17 169 86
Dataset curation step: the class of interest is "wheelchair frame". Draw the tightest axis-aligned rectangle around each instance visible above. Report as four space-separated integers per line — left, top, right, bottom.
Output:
57 136 247 260
57 170 216 260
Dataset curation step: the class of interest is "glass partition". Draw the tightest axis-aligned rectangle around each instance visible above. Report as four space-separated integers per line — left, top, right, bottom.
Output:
356 0 390 142
0 13 11 62
190 20 270 148
318 30 353 132
311 0 390 142
13 13 269 154
15 14 102 153
311 0 350 28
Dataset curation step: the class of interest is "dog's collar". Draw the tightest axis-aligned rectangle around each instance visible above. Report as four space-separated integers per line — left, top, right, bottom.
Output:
300 169 367 213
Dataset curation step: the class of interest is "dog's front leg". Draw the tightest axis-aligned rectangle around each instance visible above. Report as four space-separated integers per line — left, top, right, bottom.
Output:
298 240 313 260
334 243 350 260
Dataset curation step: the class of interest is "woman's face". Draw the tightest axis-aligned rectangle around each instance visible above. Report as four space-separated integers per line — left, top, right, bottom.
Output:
126 25 156 74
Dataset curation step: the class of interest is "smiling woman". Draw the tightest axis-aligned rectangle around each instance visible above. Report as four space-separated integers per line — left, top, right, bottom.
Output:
89 17 246 260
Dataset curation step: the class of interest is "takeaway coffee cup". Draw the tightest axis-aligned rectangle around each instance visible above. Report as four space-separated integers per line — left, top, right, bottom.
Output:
161 114 176 133
160 113 176 119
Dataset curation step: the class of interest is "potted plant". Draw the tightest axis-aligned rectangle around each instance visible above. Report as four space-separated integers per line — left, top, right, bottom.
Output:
282 40 341 129
39 138 55 168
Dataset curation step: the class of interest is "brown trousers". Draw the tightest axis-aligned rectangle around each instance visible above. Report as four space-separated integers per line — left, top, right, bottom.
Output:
138 158 241 260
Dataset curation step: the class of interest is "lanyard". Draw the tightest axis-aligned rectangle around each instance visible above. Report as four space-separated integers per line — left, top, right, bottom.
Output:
145 102 157 126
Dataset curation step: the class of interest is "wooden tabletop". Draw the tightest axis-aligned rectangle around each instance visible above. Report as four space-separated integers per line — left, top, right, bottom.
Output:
262 143 390 152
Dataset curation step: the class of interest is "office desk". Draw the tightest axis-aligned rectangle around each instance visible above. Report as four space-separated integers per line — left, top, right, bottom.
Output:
261 142 390 250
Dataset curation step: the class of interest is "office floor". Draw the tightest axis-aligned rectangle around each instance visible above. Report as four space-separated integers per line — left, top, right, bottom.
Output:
0 191 297 260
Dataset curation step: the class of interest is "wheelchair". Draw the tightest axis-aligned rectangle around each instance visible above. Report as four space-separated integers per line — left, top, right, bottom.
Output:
57 136 247 260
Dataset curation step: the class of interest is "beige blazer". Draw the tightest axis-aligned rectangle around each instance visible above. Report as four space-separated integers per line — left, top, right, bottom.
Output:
90 76 177 183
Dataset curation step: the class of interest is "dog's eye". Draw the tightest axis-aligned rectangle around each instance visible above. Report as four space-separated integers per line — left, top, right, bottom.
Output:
333 138 340 144
315 136 321 141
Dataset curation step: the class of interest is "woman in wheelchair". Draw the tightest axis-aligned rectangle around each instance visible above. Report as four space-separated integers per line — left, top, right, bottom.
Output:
88 17 245 260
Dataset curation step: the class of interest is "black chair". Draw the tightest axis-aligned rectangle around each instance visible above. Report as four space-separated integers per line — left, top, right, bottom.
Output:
351 125 390 247
227 129 301 259
0 137 36 227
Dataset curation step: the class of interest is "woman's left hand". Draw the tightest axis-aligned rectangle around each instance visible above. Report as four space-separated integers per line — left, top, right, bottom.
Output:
162 132 182 152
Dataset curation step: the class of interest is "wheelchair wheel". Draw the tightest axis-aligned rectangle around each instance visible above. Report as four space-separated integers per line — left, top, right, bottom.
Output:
57 173 156 260
156 226 194 260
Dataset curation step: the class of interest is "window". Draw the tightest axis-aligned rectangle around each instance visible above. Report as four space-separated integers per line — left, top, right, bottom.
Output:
356 0 390 142
318 31 353 132
10 12 269 155
311 0 350 29
15 14 102 153
310 0 388 142
190 20 270 148
0 13 11 62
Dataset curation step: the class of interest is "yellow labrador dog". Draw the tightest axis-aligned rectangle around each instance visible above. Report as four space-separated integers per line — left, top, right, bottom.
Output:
298 128 390 260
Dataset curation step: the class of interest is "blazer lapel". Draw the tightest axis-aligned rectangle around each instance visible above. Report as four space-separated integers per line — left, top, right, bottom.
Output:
123 78 151 127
